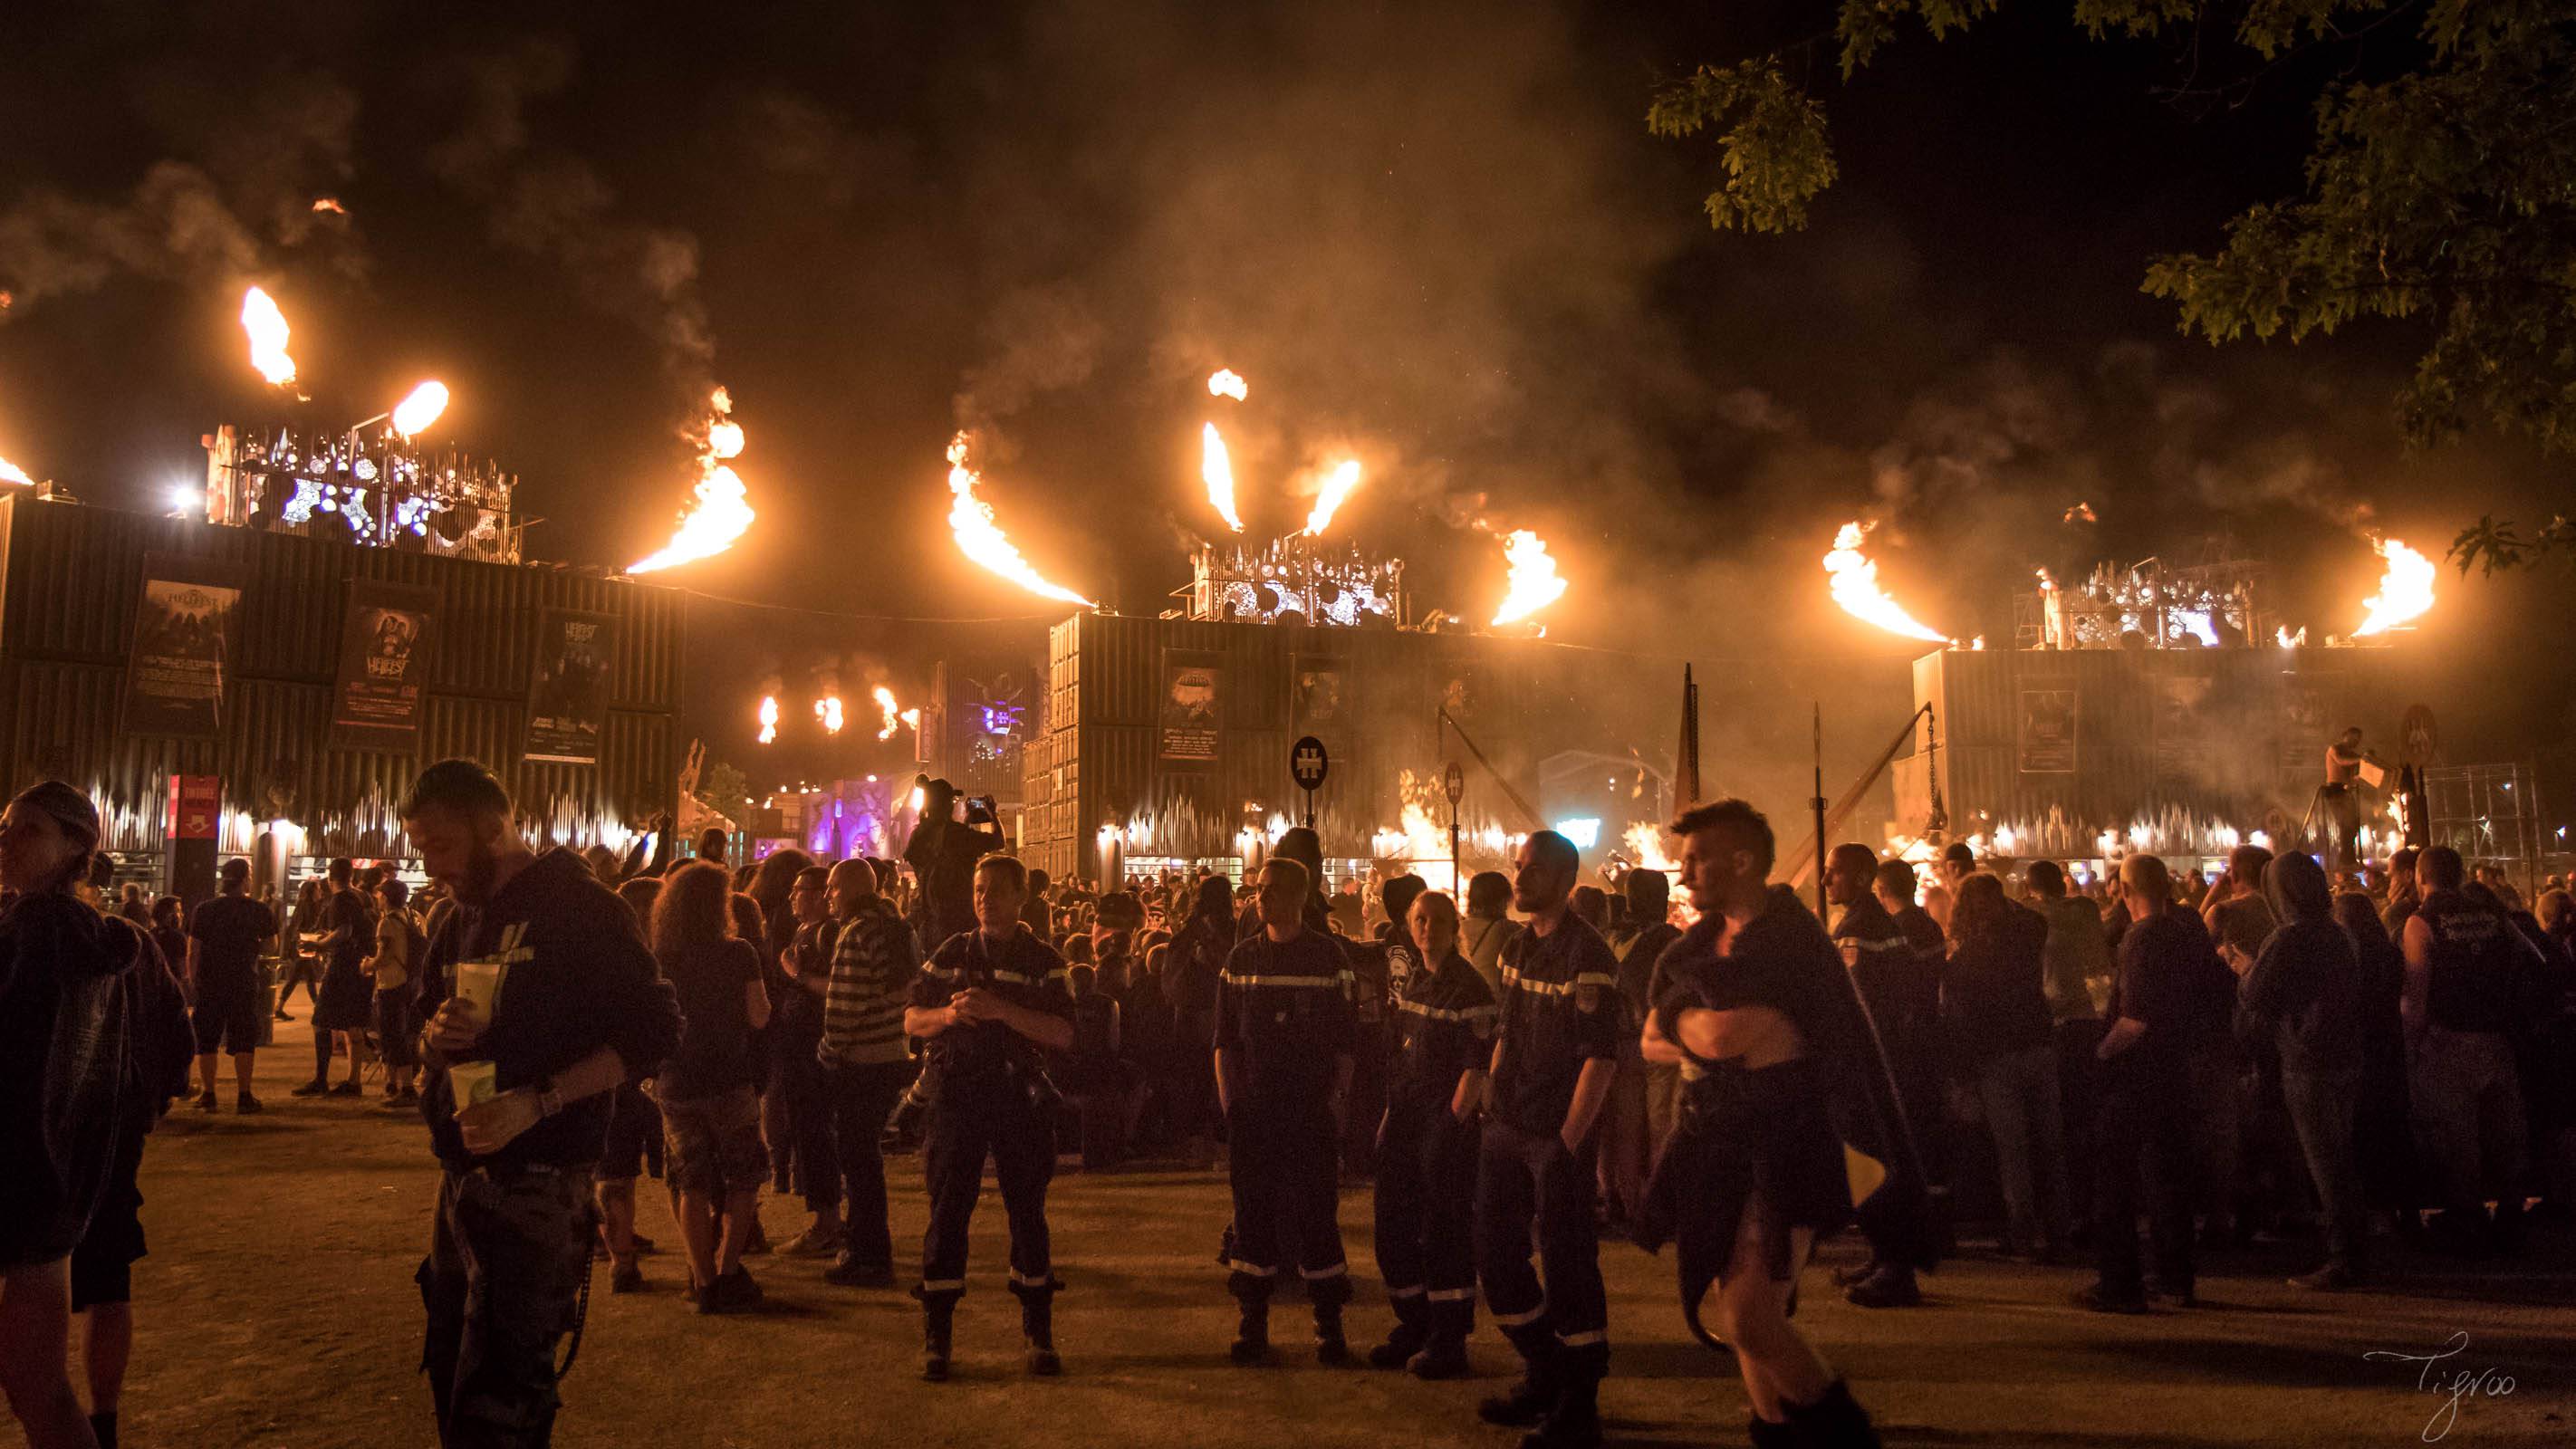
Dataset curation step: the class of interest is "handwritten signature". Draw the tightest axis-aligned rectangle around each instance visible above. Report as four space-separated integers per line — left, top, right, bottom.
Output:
2365 1331 2517 1442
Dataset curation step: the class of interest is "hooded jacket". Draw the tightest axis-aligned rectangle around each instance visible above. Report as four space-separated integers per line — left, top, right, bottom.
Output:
0 891 144 1268
2237 851 2363 1077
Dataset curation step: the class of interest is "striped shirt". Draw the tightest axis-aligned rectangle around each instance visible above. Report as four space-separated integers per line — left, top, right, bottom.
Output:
1215 929 1357 1105
819 897 918 1067
1491 914 1625 1134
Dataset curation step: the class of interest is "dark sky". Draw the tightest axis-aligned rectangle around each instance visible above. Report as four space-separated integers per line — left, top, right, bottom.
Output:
2 0 2566 669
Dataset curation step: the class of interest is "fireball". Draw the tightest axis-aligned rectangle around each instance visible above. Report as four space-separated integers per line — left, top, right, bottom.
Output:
814 696 844 734
1490 528 1568 627
239 286 297 388
1200 422 1245 533
756 696 779 745
389 381 449 439
1207 368 1248 401
2353 536 2435 637
945 433 1099 608
1822 521 1950 644
629 388 756 573
1302 460 1362 536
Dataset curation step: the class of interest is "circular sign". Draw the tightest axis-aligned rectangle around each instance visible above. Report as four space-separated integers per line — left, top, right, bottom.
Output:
1442 763 1465 805
1290 735 1331 791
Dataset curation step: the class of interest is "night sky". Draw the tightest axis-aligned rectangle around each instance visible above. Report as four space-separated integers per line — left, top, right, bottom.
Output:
3 1 2567 682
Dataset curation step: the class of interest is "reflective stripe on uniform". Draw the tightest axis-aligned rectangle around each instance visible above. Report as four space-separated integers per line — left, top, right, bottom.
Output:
1220 973 1345 989
920 1278 966 1292
1387 1283 1427 1300
1490 1303 1546 1328
1222 1260 1277 1277
1501 968 1617 997
1299 1262 1349 1281
1395 997 1500 1023
1009 1269 1054 1288
1426 1288 1475 1302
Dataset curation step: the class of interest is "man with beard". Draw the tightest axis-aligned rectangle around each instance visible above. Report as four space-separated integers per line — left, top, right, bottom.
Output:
1639 801 1908 1448
405 760 681 1448
1475 831 1626 1449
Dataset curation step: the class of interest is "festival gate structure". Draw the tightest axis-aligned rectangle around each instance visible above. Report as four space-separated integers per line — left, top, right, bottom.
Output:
0 493 683 904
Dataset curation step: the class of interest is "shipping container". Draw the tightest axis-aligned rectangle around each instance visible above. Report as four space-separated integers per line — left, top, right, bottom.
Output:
0 495 686 859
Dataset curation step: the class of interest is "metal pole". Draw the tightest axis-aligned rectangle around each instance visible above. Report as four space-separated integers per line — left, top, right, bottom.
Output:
1450 805 1461 894
1812 703 1829 918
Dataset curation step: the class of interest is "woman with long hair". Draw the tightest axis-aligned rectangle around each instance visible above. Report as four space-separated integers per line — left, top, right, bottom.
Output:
274 878 325 1021
0 782 142 1447
1941 872 2071 1260
650 862 773 1311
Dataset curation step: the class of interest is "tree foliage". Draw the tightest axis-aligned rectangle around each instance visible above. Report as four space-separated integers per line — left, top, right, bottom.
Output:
1654 0 2576 569
695 759 755 832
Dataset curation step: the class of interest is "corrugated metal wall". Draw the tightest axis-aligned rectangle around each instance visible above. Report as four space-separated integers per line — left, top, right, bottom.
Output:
0 497 685 854
1918 644 2433 847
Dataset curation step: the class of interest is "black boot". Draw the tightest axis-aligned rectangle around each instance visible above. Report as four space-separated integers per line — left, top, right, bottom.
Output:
1746 1412 1797 1448
1408 1329 1469 1379
1369 1297 1427 1369
1312 1300 1350 1366
1228 1299 1272 1365
1520 1371 1601 1449
1477 1334 1560 1428
1783 1378 1881 1449
89 1413 118 1449
1021 1293 1062 1377
920 1294 956 1383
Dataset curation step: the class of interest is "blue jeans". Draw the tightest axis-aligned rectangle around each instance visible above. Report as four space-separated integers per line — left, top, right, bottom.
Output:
1975 1042 2071 1251
2280 1070 2364 1266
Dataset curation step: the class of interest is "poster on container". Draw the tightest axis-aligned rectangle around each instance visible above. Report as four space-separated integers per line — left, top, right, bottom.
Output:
2016 687 2078 773
2153 673 2214 786
121 553 243 738
1158 648 1223 767
526 609 616 765
1293 654 1345 742
329 580 436 753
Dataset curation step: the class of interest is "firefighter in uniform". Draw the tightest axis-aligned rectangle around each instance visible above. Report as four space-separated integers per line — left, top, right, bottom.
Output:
1475 830 1627 1449
1369 889 1496 1379
903 855 1076 1381
1215 856 1359 1364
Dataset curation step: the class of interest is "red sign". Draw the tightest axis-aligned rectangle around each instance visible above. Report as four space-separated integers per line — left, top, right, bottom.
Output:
169 775 221 840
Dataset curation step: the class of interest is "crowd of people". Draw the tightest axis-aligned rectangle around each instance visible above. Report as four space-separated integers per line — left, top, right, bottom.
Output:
3 756 2570 1449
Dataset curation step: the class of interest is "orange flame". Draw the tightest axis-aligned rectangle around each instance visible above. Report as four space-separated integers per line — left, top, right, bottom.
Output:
756 696 779 745
2276 625 2306 648
629 388 755 573
239 286 297 387
2353 536 2434 637
814 696 844 734
1302 460 1362 536
873 686 908 741
945 433 1099 607
1207 368 1247 401
1491 528 1568 627
390 380 449 438
1200 422 1245 533
1823 521 1950 644
0 456 33 487
311 197 346 215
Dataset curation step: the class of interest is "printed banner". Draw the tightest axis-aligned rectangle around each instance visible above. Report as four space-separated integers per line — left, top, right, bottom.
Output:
1293 654 1346 741
121 553 242 738
526 609 615 765
330 580 436 752
2016 687 2078 773
2278 683 2326 777
1158 648 1224 766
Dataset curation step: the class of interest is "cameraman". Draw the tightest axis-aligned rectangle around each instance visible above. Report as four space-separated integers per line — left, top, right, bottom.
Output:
901 780 1004 950
904 856 1073 1381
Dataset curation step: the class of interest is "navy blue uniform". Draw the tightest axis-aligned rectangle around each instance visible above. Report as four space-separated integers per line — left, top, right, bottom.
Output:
1476 915 1625 1380
1374 948 1497 1339
911 926 1072 1307
1216 928 1358 1303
